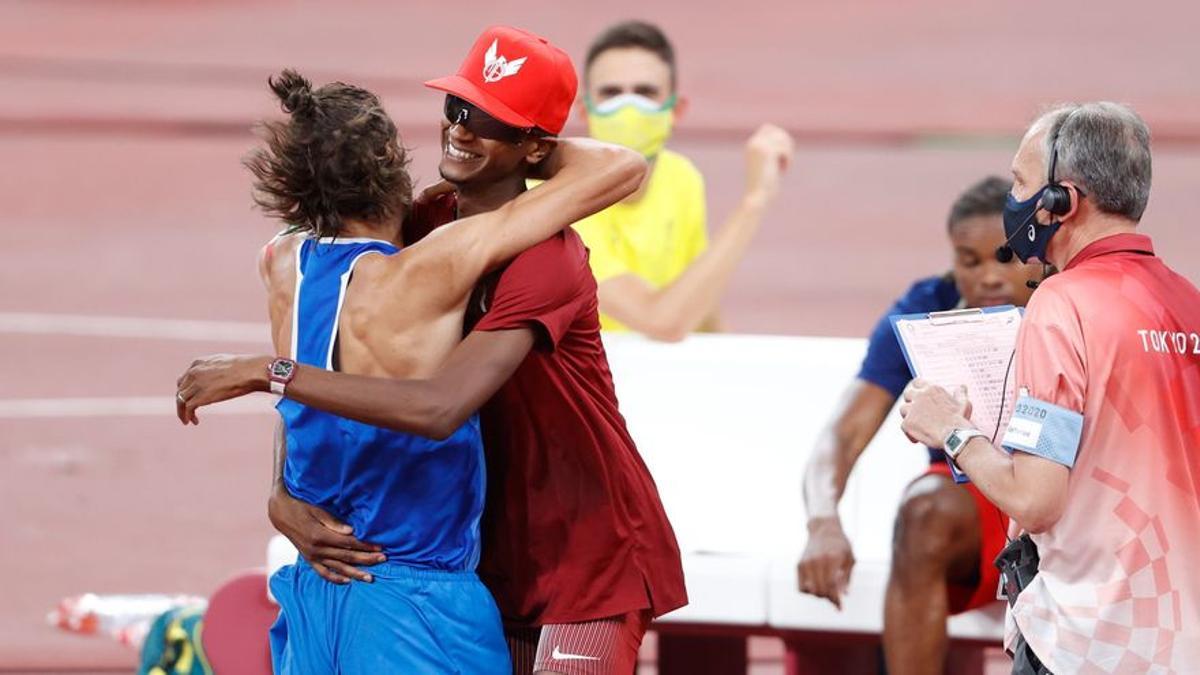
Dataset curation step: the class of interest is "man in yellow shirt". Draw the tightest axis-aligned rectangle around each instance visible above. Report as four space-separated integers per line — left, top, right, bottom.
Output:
577 21 794 339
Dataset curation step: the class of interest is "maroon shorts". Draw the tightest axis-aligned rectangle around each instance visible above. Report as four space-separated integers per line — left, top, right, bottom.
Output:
505 610 651 675
925 462 1007 613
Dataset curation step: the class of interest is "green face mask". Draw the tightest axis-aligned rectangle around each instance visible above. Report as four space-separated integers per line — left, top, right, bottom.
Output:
585 93 676 159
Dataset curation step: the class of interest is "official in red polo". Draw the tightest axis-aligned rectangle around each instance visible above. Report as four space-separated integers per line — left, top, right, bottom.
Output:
902 102 1200 673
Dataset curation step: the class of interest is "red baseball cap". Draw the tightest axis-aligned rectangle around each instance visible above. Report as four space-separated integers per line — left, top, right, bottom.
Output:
425 26 577 136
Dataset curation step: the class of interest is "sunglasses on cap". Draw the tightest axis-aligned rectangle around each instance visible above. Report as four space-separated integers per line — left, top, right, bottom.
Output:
443 95 546 144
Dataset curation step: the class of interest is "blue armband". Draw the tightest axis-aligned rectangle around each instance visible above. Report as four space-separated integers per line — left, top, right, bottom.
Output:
1001 393 1083 468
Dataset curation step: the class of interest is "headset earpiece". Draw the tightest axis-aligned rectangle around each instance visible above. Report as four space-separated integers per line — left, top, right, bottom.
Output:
1040 185 1073 216
1041 112 1079 218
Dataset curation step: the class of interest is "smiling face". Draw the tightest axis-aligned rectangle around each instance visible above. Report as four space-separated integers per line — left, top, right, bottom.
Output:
950 214 1042 308
437 98 546 186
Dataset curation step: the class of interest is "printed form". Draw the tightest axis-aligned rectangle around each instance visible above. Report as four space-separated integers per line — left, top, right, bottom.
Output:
891 306 1023 480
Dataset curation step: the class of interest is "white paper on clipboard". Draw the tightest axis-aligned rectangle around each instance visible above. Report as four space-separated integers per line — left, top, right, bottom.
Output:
891 306 1022 443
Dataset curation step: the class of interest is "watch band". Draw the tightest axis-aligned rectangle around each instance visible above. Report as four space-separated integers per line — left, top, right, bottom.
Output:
944 428 987 471
268 358 297 396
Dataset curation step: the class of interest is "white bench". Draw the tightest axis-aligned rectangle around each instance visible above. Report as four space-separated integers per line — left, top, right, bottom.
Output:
267 333 1004 642
602 333 1002 640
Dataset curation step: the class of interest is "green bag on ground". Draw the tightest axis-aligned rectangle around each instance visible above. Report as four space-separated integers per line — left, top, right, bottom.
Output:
138 605 213 675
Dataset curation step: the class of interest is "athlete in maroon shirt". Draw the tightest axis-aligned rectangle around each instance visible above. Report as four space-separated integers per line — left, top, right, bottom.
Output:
176 26 686 674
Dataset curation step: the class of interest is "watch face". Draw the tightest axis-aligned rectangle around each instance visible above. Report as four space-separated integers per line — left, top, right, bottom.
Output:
947 435 961 453
271 360 294 380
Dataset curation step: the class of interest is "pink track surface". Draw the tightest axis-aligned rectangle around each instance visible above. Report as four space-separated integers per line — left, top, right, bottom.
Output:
2 1 1198 670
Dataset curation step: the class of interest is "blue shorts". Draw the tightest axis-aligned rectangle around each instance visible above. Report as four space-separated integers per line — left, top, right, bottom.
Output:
268 560 510 674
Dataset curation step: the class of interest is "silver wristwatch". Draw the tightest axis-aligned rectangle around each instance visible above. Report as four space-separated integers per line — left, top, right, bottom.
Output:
943 428 987 469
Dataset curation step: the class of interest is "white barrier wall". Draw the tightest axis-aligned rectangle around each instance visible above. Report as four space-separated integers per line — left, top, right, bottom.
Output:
604 332 1003 638
604 332 926 559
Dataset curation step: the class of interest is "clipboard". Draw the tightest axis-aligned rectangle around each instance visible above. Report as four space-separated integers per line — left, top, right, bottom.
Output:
889 306 1023 484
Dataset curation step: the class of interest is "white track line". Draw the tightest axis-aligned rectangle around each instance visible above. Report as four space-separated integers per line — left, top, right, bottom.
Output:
0 312 269 343
0 395 275 419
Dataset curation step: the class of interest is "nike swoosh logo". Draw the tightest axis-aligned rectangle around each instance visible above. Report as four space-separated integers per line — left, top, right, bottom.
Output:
551 646 600 661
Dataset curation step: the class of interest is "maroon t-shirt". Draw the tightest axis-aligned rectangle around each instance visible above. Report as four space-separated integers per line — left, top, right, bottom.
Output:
407 193 687 627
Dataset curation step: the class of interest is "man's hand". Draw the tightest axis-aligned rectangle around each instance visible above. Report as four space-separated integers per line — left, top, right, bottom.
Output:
797 517 855 609
414 180 455 206
268 487 386 584
744 124 795 201
175 354 272 425
899 379 973 449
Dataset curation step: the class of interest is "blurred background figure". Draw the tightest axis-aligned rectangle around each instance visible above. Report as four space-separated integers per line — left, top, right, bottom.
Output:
575 21 794 341
797 177 1041 674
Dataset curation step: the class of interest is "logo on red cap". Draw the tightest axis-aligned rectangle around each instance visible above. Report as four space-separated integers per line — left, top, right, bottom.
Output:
425 26 578 136
482 40 526 83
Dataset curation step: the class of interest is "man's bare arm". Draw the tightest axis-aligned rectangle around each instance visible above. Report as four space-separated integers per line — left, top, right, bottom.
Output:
954 439 1068 533
267 417 386 584
177 328 536 438
899 380 1070 533
803 380 898 520
395 139 645 316
697 310 724 333
797 380 896 608
597 191 769 341
596 125 793 342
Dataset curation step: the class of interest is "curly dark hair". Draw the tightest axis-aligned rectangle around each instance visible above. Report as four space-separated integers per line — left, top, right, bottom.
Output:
946 175 1012 232
244 69 413 238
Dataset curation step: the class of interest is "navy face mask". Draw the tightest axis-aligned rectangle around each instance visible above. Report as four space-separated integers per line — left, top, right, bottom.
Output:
1002 186 1061 263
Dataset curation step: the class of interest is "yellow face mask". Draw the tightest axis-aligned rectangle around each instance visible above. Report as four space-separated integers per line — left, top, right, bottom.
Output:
585 93 676 159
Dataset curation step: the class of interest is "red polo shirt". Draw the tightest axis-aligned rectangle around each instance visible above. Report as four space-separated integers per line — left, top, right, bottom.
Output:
1001 233 1200 671
408 193 688 627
